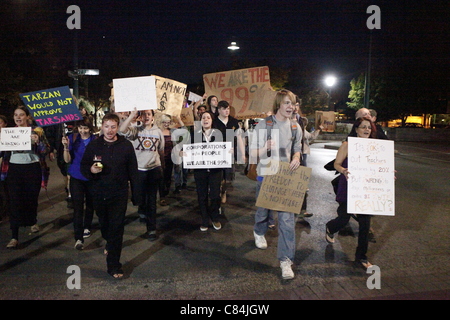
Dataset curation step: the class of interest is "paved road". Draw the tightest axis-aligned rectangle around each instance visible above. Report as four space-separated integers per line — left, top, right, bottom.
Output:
0 140 449 301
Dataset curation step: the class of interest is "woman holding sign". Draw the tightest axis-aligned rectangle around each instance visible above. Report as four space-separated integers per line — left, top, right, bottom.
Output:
191 111 223 232
3 106 50 249
120 109 164 241
325 117 377 269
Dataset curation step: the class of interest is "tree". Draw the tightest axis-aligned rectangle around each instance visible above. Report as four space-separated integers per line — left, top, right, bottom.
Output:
347 73 367 110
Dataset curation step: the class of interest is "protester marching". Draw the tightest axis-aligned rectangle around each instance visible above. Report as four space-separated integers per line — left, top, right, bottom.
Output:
0 66 397 283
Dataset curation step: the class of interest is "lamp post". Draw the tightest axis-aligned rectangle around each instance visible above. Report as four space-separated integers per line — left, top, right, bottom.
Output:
227 41 240 69
324 75 337 111
68 69 99 98
364 31 373 109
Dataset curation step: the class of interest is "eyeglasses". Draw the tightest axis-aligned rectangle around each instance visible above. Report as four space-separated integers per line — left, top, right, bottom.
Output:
358 125 372 130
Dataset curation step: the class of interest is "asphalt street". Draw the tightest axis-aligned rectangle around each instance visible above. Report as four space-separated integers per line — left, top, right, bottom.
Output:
0 140 449 301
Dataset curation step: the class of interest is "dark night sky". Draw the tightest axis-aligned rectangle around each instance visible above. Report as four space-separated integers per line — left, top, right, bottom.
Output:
2 0 449 94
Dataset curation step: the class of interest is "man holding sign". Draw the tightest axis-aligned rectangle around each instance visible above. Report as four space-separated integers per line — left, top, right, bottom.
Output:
249 89 303 280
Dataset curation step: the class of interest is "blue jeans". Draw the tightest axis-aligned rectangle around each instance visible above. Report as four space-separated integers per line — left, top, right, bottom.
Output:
254 180 296 262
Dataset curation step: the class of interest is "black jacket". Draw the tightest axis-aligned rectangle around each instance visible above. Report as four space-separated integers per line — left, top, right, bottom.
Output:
81 134 138 201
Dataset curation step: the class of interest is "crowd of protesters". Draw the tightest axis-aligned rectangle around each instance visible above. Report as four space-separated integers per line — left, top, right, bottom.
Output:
0 89 390 280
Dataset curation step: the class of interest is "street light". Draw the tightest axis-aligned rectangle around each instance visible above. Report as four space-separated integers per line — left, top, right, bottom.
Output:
68 69 100 98
324 75 337 111
227 41 240 50
324 75 337 88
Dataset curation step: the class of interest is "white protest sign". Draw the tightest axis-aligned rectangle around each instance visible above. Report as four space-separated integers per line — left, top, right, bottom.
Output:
183 142 232 169
113 76 157 112
347 137 395 216
0 127 32 151
188 91 203 103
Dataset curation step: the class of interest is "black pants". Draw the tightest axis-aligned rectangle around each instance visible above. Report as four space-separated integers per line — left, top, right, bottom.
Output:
326 202 372 260
93 193 128 274
159 158 173 198
70 177 94 242
136 167 162 232
193 169 222 227
6 162 41 240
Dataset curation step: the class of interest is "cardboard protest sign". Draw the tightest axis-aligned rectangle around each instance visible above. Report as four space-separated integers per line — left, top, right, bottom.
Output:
183 142 232 169
19 86 82 127
315 111 336 132
153 75 187 118
252 88 277 114
347 137 395 216
0 127 32 151
180 106 194 127
256 161 312 214
113 76 157 112
203 66 273 120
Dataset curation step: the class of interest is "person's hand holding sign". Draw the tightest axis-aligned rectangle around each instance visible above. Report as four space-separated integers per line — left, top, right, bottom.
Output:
289 154 301 171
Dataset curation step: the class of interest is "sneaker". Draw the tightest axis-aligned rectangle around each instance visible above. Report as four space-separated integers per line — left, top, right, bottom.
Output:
280 259 295 280
326 227 335 244
159 199 168 206
212 221 222 230
83 229 91 238
253 231 267 249
200 226 208 232
74 240 83 250
31 224 40 233
356 259 373 270
173 186 181 194
148 230 158 241
6 239 18 249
